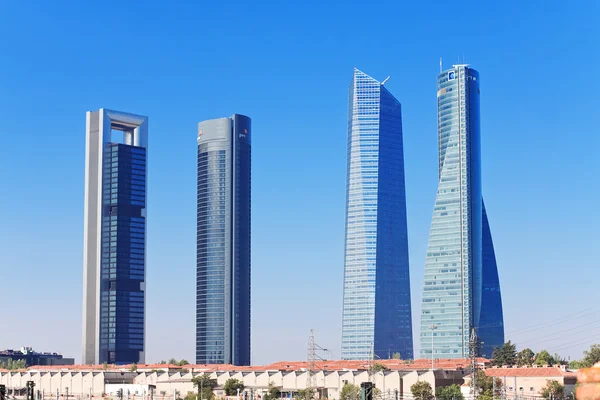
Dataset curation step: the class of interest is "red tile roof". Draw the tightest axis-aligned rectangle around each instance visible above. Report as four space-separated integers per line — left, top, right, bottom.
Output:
20 358 486 373
484 367 576 378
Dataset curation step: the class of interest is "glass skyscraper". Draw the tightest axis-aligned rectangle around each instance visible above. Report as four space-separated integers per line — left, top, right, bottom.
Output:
82 109 148 365
420 65 504 359
341 68 413 360
196 114 251 366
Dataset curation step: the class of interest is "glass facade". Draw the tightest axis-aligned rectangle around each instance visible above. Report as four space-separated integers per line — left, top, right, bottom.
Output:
99 143 146 364
341 69 413 360
420 66 503 359
197 115 251 366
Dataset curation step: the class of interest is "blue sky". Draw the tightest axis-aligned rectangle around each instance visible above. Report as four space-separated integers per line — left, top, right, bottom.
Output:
0 1 598 365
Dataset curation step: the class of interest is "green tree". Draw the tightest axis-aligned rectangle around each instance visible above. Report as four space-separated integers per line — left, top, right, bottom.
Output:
129 363 137 372
411 381 433 400
224 379 245 396
569 360 584 369
391 353 401 360
263 383 281 400
540 380 564 400
296 388 315 400
168 358 178 365
0 359 27 370
192 374 217 400
475 370 502 400
581 344 600 368
492 341 517 366
184 393 197 400
178 360 190 366
436 384 464 400
517 348 535 366
340 384 360 400
370 362 389 373
534 350 556 366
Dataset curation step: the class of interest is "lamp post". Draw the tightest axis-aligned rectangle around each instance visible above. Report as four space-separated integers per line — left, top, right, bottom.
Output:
429 325 437 370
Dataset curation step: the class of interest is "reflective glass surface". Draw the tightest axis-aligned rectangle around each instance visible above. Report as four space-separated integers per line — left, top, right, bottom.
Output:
196 115 251 366
342 69 413 360
420 66 503 358
196 148 228 364
99 143 146 364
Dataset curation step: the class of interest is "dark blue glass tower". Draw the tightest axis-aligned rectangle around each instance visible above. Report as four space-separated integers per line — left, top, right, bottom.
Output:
341 69 413 360
479 201 505 357
196 114 251 365
99 144 146 364
83 109 148 365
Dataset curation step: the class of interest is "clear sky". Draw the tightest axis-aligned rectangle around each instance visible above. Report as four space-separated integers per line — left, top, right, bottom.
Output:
0 1 598 365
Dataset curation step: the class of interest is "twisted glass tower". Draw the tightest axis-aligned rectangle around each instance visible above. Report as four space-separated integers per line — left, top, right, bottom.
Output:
420 65 504 359
341 68 413 360
196 114 251 365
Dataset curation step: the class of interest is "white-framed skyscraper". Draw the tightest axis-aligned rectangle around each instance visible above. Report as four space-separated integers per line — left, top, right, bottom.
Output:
420 65 504 359
82 108 148 365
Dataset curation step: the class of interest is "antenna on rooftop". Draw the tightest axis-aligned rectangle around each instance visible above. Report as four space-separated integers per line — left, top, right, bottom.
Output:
440 57 443 72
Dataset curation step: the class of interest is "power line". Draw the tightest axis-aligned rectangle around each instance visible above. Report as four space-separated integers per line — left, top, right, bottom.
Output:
544 332 600 353
506 307 599 336
514 319 600 347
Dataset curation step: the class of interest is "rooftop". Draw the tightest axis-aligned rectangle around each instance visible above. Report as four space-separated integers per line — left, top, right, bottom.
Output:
3 358 489 373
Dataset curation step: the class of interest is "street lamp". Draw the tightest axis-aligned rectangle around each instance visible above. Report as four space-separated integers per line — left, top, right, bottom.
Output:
429 325 437 370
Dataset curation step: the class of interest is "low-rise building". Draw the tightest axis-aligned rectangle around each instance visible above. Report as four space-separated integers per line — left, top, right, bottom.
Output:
462 366 577 399
0 358 480 400
0 347 74 367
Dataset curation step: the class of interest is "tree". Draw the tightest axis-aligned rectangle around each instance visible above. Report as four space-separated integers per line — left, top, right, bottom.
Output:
411 381 433 400
370 363 389 373
540 380 564 400
553 354 568 366
392 353 401 360
192 374 217 400
177 360 190 366
516 348 535 366
129 363 137 372
581 344 600 368
340 384 361 400
491 347 501 365
224 379 245 396
569 360 584 369
168 358 178 365
0 359 27 370
436 385 464 400
263 383 281 400
296 388 315 400
534 350 556 366
492 341 517 366
475 370 502 400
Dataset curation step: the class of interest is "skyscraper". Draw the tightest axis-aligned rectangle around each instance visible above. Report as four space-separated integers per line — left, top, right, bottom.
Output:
420 65 504 359
82 109 148 365
196 114 251 365
341 68 413 360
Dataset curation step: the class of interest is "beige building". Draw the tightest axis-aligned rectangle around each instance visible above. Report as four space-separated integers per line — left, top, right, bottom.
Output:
462 366 577 399
0 359 474 400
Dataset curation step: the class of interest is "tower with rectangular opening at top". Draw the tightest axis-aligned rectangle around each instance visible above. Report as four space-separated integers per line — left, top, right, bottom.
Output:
82 108 148 365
